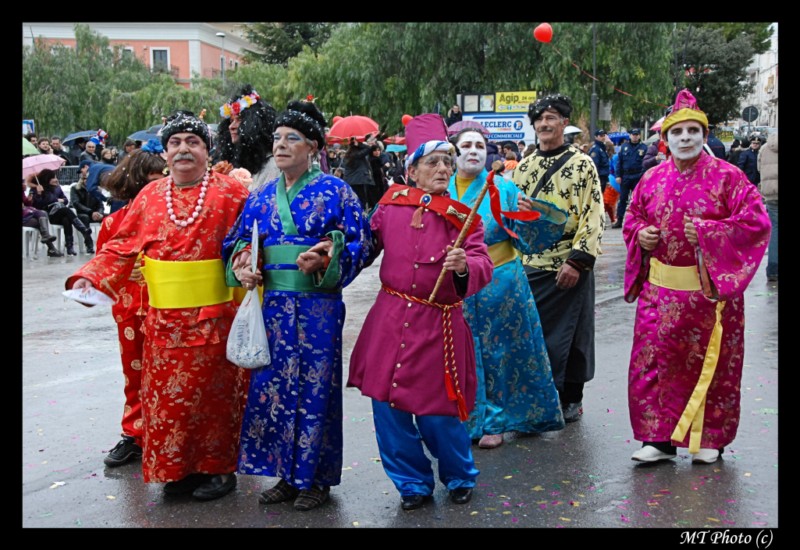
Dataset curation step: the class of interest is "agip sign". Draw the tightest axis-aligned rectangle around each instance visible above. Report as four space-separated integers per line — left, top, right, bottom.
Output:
495 91 537 113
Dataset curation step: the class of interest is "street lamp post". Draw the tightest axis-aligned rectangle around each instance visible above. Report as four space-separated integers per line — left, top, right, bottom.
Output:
590 23 598 138
216 32 226 88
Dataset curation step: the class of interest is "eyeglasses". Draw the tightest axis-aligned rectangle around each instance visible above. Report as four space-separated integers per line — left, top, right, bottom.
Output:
421 155 454 169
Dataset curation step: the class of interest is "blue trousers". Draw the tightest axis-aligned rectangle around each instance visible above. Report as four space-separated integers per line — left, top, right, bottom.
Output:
372 399 478 497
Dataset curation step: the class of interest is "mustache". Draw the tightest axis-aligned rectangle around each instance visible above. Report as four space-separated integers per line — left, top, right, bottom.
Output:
173 153 196 162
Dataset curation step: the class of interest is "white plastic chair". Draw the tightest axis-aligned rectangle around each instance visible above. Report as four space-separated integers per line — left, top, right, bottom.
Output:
22 227 39 260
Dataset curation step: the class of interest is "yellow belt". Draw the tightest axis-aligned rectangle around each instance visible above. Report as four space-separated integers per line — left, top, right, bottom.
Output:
142 256 233 309
488 240 517 268
648 258 725 454
647 257 701 291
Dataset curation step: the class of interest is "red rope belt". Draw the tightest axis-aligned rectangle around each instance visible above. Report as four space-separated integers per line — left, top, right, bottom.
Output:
381 284 469 421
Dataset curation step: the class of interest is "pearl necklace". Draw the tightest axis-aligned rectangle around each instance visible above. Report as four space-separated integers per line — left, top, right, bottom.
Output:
165 172 209 227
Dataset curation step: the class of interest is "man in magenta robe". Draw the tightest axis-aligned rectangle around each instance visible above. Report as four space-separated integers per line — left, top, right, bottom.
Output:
622 90 771 465
348 140 493 510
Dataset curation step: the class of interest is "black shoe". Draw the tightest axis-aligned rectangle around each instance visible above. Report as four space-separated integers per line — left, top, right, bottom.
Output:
65 246 77 256
562 401 583 423
401 494 431 511
41 235 57 244
611 221 623 229
104 436 142 466
192 474 237 501
449 487 473 505
47 248 64 258
163 473 211 495
85 245 95 254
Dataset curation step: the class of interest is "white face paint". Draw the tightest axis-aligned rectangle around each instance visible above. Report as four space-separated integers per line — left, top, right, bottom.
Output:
666 120 705 161
455 131 487 175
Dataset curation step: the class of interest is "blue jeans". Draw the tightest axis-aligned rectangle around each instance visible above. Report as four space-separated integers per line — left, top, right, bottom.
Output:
766 201 778 278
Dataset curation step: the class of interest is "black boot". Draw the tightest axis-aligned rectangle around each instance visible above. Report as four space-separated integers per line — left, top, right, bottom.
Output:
72 218 94 254
37 217 57 244
46 242 64 258
64 234 77 256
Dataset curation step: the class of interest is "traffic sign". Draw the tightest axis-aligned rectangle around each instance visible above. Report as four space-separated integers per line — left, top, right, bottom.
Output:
742 106 759 123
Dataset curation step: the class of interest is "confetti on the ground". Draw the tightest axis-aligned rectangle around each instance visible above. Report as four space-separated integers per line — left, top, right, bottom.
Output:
607 408 614 413
504 475 513 479
106 495 116 500
707 517 720 522
758 408 778 415
352 521 359 526
49 481 65 489
559 517 571 522
620 514 630 523
744 472 751 477
531 485 544 491
642 511 651 517
569 500 580 507
341 466 352 471
511 517 519 523
470 511 478 516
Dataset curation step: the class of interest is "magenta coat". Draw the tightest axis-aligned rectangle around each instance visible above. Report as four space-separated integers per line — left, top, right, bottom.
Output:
348 201 493 417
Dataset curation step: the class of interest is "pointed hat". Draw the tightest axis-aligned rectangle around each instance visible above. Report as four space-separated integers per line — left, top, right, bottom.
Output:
660 89 708 136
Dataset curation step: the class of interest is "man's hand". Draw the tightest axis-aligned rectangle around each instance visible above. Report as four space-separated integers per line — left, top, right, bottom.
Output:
91 212 103 222
232 250 262 290
297 240 333 275
683 216 698 246
443 245 467 275
556 262 580 290
72 277 94 291
638 225 660 251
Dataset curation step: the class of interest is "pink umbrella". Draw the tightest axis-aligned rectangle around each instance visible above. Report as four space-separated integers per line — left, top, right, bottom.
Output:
650 116 666 133
447 120 489 137
22 154 66 179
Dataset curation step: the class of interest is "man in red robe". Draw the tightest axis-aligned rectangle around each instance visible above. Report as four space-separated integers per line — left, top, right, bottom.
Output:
67 111 250 501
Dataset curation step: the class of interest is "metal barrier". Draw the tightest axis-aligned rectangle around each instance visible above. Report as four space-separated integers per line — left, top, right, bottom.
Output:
57 166 81 185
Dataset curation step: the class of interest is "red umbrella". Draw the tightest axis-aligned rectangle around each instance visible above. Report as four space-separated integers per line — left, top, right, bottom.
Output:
326 115 379 144
383 135 406 145
22 154 66 179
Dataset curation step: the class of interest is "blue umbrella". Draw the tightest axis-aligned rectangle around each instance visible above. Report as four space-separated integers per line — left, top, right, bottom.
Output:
386 144 407 153
607 131 630 145
62 129 99 145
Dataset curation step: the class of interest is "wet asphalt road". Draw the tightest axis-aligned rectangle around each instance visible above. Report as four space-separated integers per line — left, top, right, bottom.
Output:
21 225 779 535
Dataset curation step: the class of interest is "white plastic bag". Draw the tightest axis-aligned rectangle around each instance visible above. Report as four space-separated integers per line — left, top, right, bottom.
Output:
226 288 270 369
226 220 271 369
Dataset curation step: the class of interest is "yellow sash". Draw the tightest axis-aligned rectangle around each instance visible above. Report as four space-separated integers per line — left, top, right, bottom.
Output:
648 257 726 454
488 240 517 268
142 256 233 309
648 257 701 291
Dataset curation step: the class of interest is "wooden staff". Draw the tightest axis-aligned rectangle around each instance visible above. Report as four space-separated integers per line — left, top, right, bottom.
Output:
428 170 495 302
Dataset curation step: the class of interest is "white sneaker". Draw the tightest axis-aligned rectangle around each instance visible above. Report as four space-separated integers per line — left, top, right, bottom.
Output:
631 445 677 463
692 448 720 464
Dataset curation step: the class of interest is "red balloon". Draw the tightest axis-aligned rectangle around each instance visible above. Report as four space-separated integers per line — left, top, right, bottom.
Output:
401 114 413 126
533 23 553 43
332 116 343 124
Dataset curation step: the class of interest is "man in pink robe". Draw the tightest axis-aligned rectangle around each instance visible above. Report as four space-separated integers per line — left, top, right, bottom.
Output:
622 90 771 465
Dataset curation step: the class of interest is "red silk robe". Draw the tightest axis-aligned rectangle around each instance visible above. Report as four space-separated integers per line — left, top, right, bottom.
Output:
67 172 251 482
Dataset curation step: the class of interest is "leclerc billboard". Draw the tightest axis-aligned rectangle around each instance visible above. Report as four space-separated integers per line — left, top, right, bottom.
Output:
462 113 536 144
